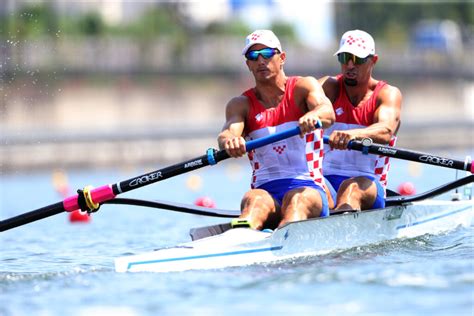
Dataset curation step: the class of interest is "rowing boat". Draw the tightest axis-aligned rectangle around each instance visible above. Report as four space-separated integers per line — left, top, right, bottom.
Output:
114 198 473 273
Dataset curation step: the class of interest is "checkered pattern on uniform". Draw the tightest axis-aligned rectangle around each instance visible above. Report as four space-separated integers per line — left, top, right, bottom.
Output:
305 129 324 185
374 136 397 194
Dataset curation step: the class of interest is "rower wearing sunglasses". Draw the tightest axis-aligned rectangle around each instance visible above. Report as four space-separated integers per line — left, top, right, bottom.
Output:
218 30 335 230
319 29 403 212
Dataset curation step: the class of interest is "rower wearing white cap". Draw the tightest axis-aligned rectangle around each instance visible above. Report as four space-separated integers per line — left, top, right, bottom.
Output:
319 29 403 212
218 30 335 230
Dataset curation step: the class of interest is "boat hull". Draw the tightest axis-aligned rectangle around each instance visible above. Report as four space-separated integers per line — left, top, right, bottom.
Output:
115 200 473 273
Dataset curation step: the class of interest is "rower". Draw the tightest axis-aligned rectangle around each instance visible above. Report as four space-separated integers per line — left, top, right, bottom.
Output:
318 30 403 212
218 29 335 230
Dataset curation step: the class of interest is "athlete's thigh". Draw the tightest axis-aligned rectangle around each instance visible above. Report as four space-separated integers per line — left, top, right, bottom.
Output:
281 186 324 218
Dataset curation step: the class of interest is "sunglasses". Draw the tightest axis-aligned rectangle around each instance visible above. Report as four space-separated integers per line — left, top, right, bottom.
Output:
245 48 280 61
337 52 372 65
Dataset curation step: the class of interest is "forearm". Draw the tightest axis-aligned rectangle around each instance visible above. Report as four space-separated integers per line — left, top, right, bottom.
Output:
349 123 396 144
305 85 335 129
316 105 336 129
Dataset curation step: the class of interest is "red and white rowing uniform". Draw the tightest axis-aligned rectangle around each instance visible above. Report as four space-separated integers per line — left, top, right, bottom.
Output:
323 75 396 192
242 76 325 191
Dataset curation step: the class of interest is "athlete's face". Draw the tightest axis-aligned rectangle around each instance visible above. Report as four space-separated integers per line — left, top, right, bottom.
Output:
339 53 378 86
245 44 285 81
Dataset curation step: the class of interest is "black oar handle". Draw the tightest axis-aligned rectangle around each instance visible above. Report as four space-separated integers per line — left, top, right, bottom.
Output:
323 136 473 172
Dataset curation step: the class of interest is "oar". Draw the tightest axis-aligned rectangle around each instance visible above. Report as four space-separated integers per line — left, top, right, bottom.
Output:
103 198 240 218
323 136 473 173
0 123 320 232
386 174 474 206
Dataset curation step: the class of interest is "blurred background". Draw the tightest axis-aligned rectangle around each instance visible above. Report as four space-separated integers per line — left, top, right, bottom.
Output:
0 0 473 172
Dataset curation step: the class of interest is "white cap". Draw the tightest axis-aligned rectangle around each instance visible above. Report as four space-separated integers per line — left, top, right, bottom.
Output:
242 30 282 55
334 30 375 58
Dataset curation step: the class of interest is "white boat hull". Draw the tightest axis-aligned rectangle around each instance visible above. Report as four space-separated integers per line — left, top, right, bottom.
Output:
115 200 473 273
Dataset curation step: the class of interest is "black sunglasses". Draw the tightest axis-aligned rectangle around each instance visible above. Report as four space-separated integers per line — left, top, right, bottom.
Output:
337 52 372 65
245 48 280 61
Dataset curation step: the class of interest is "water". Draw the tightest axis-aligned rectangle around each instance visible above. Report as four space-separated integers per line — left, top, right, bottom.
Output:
1 158 473 316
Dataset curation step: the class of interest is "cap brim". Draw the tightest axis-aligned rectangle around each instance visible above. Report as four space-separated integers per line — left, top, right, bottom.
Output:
242 43 278 55
333 47 370 58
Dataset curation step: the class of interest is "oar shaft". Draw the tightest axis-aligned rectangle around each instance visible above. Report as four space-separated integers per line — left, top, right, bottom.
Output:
113 153 215 196
0 202 64 232
103 198 240 218
386 175 473 206
323 136 473 173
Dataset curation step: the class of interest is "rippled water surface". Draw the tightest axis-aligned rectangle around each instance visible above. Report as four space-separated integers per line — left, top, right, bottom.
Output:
1 159 473 316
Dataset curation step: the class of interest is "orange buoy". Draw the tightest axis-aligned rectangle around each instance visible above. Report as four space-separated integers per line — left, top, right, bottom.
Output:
398 182 416 196
194 196 216 208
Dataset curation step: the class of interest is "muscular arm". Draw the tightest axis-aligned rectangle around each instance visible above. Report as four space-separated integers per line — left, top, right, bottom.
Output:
336 85 402 145
369 85 402 143
217 96 249 157
295 76 335 135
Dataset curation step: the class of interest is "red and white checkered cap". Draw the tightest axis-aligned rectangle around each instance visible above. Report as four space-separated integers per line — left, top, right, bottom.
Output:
242 30 282 55
334 30 375 58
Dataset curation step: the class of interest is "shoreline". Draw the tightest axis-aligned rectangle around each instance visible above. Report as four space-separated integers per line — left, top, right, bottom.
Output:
1 77 472 172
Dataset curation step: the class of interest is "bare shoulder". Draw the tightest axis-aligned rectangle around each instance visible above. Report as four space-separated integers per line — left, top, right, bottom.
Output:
379 83 402 107
226 95 249 108
318 75 338 102
294 76 324 101
295 76 320 89
318 75 337 86
225 95 250 117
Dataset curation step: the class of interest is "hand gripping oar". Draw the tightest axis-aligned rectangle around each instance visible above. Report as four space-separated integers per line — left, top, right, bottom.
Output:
0 122 321 232
323 136 473 173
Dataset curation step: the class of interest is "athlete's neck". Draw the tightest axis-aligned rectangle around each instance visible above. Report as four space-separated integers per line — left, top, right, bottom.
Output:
344 77 377 107
254 74 287 108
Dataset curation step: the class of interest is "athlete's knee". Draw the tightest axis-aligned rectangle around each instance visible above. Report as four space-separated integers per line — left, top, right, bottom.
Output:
240 189 279 229
241 189 274 207
351 177 375 189
338 178 378 210
340 177 375 193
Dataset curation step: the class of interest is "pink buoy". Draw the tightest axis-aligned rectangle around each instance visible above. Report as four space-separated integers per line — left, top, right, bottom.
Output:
194 196 216 208
69 210 91 223
398 182 416 196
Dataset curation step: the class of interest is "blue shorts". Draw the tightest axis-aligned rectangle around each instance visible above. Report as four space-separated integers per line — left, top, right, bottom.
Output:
324 175 385 209
257 179 329 217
